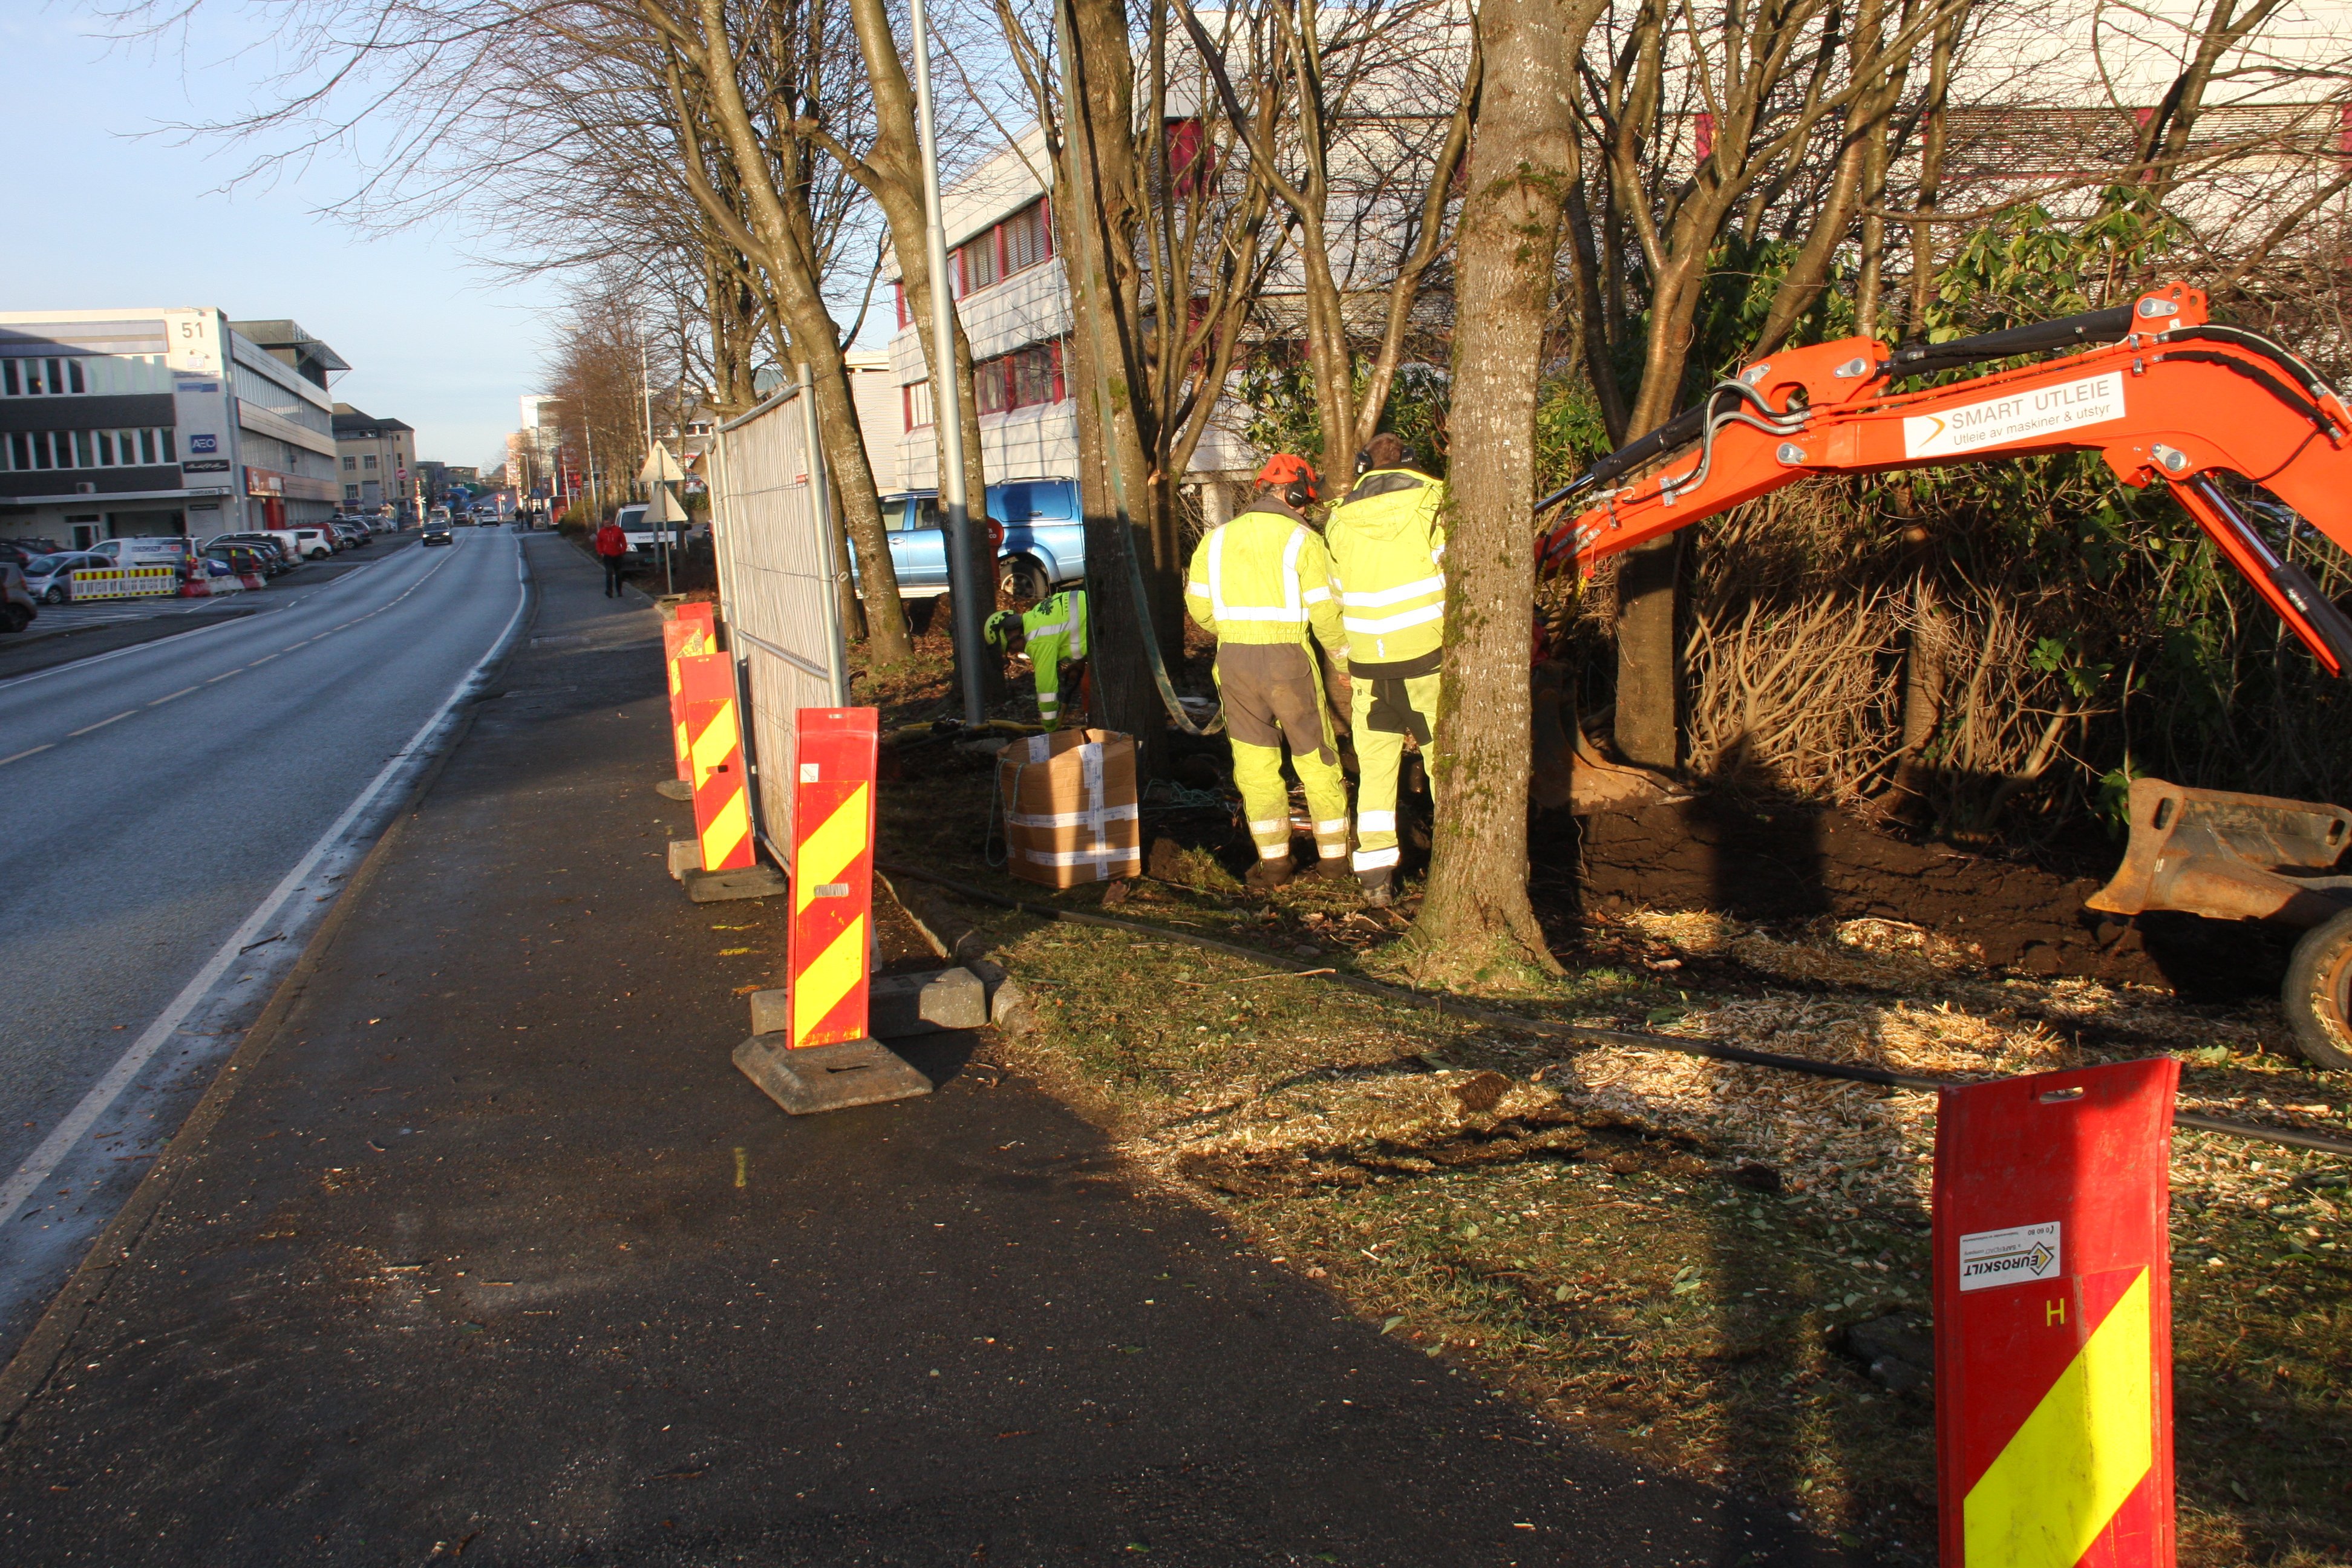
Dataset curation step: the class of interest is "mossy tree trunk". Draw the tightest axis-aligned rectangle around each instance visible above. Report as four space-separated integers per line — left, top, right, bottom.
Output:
1402 0 1605 985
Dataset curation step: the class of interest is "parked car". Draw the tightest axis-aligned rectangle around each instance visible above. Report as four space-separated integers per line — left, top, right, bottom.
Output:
0 540 63 571
866 478 1085 603
271 526 336 561
21 552 105 604
421 516 455 546
206 544 275 579
204 534 292 574
1 564 34 633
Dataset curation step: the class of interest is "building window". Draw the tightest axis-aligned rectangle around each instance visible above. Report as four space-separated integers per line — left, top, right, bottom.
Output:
901 379 934 431
1 361 14 396
344 454 356 469
364 454 377 469
1001 200 1051 273
345 484 361 501
973 341 1067 417
956 232 999 296
140 428 157 464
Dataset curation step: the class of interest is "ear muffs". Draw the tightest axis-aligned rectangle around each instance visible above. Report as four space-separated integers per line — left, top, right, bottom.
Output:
1285 479 1317 510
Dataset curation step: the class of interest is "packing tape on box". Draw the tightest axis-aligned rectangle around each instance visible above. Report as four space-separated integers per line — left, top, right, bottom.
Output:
1023 844 1145 870
1007 803 1141 830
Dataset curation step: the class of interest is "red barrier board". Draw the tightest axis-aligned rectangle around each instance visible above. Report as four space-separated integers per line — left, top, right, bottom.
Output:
1935 1057 2178 1568
786 708 880 1050
679 650 754 873
663 604 716 783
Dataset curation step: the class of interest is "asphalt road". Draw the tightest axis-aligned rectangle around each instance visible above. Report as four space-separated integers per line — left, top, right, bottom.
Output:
0 527 529 1354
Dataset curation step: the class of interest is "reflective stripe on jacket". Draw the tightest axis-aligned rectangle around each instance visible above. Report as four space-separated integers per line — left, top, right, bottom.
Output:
1183 503 1347 652
1324 468 1448 664
1022 590 1087 719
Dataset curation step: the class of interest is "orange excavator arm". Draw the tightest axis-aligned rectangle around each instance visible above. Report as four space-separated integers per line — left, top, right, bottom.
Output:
1535 282 2352 675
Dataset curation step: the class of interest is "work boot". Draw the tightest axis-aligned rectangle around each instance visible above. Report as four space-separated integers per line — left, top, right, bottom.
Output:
1302 855 1353 882
1358 867 1394 907
1245 855 1295 892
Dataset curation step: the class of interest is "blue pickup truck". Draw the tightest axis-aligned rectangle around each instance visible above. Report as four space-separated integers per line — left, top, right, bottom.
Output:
874 477 1086 602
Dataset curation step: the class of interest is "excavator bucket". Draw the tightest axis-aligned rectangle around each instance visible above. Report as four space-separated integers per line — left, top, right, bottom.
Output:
2088 777 2352 927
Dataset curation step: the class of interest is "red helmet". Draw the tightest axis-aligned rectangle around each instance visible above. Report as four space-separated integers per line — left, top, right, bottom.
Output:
1257 454 1319 503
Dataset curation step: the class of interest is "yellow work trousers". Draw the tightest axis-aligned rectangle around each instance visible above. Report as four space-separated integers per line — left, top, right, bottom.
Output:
1217 642 1351 864
1349 664 1442 875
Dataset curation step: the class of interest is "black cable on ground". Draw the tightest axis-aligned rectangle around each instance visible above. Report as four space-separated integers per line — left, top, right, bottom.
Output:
875 862 2352 1161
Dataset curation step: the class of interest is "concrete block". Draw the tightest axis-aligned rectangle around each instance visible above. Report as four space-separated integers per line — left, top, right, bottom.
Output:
748 987 790 1036
683 864 787 903
869 967 988 1039
667 839 702 880
655 779 693 802
733 1034 931 1116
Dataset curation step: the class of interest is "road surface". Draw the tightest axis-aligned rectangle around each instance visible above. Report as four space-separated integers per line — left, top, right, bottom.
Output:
0 528 529 1356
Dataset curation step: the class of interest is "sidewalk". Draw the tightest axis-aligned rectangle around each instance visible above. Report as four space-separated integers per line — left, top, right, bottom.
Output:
0 535 1844 1566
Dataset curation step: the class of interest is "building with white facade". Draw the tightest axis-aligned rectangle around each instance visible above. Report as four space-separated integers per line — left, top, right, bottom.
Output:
878 127 1256 512
0 309 343 550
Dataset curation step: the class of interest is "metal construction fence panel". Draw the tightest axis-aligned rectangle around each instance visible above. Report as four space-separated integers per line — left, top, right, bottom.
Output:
708 379 847 870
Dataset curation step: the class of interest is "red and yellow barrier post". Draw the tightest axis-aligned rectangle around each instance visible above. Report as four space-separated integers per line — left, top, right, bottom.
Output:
733 705 930 1113
662 603 715 783
679 650 756 875
1935 1057 2177 1568
785 708 878 1050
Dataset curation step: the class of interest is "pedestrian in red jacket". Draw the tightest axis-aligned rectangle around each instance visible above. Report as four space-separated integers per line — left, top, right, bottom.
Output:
594 519 628 598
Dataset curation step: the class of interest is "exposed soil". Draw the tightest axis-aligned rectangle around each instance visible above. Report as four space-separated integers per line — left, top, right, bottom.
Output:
1531 798 2299 1001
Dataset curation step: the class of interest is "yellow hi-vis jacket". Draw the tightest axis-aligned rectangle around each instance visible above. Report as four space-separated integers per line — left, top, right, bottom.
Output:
1324 468 1449 665
1019 589 1086 723
1183 501 1347 654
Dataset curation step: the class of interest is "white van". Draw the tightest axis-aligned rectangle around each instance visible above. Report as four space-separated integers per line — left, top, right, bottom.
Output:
86 537 192 569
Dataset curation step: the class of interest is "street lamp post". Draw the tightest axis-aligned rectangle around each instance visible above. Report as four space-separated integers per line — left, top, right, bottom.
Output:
910 0 986 727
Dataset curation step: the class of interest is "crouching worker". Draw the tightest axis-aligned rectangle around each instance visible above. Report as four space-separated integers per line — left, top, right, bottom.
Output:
986 589 1088 727
1186 455 1352 889
1324 433 1447 907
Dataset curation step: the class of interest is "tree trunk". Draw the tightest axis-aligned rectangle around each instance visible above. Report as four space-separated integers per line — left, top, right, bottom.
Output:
1403 0 1603 984
1055 0 1168 773
1612 533 1683 769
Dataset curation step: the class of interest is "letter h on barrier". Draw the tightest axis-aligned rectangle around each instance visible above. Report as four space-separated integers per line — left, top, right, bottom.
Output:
1935 1057 2178 1568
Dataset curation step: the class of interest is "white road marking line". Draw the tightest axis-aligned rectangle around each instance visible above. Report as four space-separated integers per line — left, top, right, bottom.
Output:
0 743 54 767
0 536 531 1234
67 710 134 736
147 686 200 706
206 670 241 682
248 655 278 667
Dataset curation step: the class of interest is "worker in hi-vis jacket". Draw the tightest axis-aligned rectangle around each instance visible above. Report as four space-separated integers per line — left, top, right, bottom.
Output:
985 589 1088 727
1322 433 1447 907
1184 455 1352 890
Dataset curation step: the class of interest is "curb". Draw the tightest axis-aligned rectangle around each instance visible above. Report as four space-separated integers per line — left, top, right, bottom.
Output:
0 554 541 1443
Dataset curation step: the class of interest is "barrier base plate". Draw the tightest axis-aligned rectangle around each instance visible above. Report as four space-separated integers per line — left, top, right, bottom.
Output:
667 840 702 881
683 864 788 903
655 779 693 802
733 1034 932 1115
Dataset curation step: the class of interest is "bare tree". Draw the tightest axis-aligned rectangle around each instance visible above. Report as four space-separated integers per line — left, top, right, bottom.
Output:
1406 0 1610 981
1172 0 1480 468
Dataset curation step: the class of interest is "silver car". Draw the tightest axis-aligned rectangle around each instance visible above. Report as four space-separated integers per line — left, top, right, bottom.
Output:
20 552 103 605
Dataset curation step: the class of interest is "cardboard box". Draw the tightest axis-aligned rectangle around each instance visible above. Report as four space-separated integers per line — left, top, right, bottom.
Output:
998 728 1142 887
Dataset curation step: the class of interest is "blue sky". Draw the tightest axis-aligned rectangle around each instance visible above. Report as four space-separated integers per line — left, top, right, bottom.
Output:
2 4 555 471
